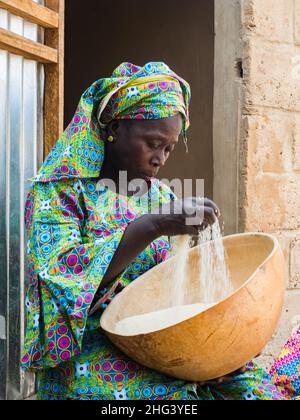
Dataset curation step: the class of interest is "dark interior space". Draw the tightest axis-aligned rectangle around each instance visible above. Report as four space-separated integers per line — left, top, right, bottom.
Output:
64 0 215 197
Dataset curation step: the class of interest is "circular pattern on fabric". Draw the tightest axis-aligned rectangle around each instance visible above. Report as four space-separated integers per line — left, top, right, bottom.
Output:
74 115 81 124
66 291 73 300
102 362 111 372
94 257 101 265
133 263 142 272
59 297 67 307
115 374 124 383
60 351 71 361
54 232 60 240
91 151 97 161
127 362 138 371
59 265 66 273
154 385 167 396
53 288 60 297
142 387 152 398
47 341 55 350
113 361 126 372
159 81 168 90
84 293 93 304
58 336 71 350
67 254 78 267
22 354 29 363
40 233 51 243
42 245 52 254
33 351 41 361
104 252 113 264
86 182 96 192
47 330 54 338
83 256 90 265
58 325 67 335
61 166 69 174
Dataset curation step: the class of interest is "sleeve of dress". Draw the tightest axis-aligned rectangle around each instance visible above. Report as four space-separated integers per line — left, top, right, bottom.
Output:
269 327 300 399
21 179 128 370
89 180 179 311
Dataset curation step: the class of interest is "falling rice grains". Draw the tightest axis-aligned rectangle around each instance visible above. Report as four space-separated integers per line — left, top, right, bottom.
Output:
168 234 192 306
114 222 234 336
198 222 234 303
168 222 234 306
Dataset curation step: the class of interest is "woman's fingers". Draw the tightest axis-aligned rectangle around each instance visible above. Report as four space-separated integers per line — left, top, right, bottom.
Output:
203 198 221 218
203 206 218 226
199 366 249 387
185 225 201 237
194 197 221 218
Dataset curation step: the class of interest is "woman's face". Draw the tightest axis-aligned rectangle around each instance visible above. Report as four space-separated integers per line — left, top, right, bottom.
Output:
105 114 183 182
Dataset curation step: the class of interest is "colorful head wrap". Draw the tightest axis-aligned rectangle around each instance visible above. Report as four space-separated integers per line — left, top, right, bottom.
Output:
35 62 191 182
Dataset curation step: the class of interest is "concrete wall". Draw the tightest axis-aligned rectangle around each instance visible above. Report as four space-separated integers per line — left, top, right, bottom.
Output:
239 0 300 368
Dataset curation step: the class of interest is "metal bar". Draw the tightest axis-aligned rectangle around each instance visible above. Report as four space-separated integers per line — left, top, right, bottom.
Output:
0 27 57 63
21 17 39 401
0 0 58 29
0 11 8 400
6 12 23 401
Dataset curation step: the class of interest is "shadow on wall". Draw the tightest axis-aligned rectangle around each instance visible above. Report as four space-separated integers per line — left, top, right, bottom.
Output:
64 0 215 197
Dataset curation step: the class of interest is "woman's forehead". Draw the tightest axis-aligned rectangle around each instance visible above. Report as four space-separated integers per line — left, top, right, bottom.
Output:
123 114 183 134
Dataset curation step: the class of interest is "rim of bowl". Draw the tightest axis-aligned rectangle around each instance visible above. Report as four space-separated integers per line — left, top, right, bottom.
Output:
100 232 281 336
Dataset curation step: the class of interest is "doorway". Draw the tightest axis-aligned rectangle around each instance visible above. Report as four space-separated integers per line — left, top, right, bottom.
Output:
64 0 215 198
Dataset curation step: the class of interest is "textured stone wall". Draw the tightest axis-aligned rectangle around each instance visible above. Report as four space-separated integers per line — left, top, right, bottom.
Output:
240 0 300 368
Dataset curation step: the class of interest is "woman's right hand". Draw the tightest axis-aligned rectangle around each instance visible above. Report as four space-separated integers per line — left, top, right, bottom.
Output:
150 197 220 237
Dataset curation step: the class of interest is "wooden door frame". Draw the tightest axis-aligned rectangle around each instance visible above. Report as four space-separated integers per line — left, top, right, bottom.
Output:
44 0 64 157
0 0 65 158
213 0 242 235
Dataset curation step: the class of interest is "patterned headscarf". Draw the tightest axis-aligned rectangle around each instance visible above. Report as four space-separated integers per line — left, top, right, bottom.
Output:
35 62 191 182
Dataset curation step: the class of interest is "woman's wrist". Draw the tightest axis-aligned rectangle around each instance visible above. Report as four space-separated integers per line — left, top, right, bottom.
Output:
145 214 165 238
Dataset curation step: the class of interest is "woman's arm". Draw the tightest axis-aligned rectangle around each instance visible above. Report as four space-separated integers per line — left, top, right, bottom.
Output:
100 214 158 289
100 197 220 290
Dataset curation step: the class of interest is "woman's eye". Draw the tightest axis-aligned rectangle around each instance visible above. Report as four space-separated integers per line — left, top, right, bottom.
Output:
149 142 160 150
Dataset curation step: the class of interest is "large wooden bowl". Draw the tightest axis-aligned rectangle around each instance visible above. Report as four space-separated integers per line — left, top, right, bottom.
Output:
100 233 285 381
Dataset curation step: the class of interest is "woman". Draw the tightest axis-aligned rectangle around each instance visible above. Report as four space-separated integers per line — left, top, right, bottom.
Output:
22 62 299 400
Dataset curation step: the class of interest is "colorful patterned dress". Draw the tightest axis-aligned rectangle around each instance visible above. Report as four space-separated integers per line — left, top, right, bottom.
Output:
21 175 299 400
21 61 300 400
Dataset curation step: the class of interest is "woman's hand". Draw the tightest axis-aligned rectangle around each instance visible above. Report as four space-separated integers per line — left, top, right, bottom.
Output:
150 197 220 237
199 354 262 386
199 367 248 386
98 197 220 291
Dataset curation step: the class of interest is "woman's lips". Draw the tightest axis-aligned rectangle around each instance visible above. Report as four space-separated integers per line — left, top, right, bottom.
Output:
141 173 156 180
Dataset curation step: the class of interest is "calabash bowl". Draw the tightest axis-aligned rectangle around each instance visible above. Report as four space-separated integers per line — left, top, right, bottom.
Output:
100 233 285 381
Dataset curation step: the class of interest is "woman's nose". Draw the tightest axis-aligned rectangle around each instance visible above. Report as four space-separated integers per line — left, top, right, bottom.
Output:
151 151 166 168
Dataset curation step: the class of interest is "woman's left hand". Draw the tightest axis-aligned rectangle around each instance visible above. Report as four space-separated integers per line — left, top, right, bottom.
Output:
199 366 248 386
199 354 262 386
